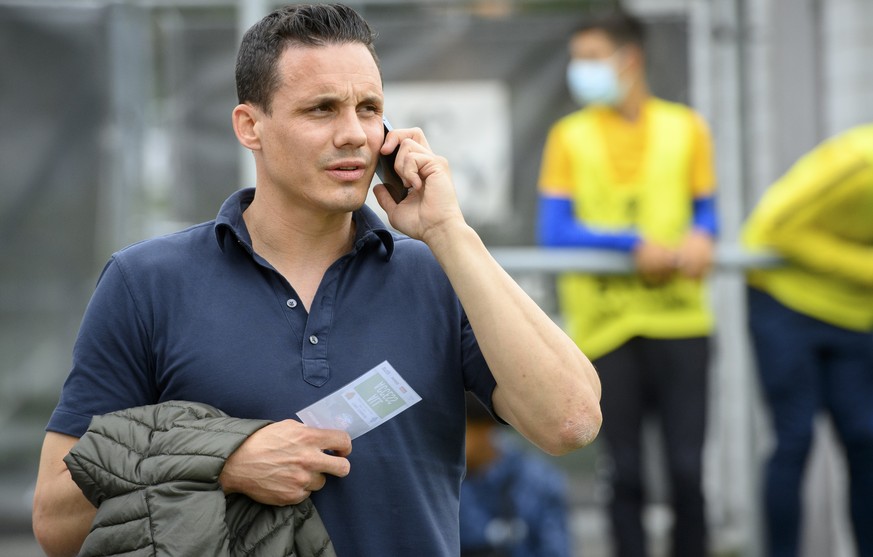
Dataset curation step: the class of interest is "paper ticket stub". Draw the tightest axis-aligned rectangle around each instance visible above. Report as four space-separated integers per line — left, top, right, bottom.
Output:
296 361 422 439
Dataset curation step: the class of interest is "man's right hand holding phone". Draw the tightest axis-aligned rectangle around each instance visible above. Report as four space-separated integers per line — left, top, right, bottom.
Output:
372 122 467 247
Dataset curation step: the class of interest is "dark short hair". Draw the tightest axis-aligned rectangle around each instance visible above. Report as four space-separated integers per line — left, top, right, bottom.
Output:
572 10 646 49
235 3 379 114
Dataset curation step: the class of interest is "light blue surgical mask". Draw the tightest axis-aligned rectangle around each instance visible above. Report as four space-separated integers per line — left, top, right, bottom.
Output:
566 59 625 107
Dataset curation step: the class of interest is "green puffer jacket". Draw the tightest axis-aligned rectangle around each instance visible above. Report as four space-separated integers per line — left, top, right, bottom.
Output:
64 400 336 557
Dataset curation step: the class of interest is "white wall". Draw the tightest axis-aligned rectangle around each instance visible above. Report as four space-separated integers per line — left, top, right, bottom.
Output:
823 0 873 136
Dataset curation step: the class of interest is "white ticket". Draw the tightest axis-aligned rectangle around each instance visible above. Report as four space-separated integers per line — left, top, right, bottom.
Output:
296 361 422 439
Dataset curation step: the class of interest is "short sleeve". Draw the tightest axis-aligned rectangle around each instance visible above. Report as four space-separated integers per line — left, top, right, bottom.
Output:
538 123 574 198
689 113 717 198
460 311 498 417
47 256 158 437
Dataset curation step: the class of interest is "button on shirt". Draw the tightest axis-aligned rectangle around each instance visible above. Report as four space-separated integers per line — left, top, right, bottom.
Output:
47 187 497 557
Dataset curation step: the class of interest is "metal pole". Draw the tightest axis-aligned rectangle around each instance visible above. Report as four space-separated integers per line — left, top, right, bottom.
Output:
236 0 270 190
704 0 762 554
100 2 150 255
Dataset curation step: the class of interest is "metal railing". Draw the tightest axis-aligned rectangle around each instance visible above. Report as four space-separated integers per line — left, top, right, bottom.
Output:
489 244 781 274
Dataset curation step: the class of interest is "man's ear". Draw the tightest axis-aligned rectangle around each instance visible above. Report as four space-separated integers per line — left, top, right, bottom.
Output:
625 44 645 72
232 103 261 150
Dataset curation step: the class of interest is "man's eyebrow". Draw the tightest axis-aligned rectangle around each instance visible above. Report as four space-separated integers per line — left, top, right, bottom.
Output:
358 94 384 107
308 93 343 106
305 93 383 107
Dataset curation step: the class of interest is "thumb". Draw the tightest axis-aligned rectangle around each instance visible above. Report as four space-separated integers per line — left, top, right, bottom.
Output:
372 184 397 213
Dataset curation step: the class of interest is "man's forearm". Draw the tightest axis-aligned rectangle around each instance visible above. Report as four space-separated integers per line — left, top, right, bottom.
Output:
425 221 602 455
774 229 873 287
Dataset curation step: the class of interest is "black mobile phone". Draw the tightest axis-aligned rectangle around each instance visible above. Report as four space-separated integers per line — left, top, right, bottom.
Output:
376 117 408 204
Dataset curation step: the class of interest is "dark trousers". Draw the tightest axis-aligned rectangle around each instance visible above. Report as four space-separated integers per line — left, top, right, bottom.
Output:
594 336 710 557
748 287 873 557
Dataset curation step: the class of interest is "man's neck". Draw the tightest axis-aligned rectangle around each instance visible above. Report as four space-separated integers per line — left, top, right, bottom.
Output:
614 80 650 122
242 190 356 270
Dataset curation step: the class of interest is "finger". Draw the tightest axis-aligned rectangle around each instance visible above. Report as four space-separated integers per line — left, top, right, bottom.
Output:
379 128 401 154
398 149 449 191
311 450 351 478
380 131 400 155
283 420 352 453
372 183 398 212
313 428 353 457
405 127 430 149
384 127 430 152
308 473 327 493
397 150 426 190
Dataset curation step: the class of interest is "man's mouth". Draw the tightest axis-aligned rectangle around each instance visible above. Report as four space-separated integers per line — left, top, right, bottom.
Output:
327 160 369 182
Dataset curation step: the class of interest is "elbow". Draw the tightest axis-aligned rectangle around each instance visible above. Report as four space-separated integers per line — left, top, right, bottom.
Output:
32 506 60 557
32 492 49 546
32 503 59 557
32 492 85 557
33 523 78 557
536 359 603 456
540 404 603 457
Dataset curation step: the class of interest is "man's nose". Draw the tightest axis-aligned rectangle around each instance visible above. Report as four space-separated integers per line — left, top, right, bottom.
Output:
334 110 368 148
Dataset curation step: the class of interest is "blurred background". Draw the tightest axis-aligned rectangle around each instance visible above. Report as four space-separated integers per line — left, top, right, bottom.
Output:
0 0 870 555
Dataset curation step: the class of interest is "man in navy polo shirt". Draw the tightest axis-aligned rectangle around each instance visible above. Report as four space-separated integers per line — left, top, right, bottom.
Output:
32 4 602 556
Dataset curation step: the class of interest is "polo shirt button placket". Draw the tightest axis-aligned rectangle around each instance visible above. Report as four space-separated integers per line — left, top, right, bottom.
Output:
309 335 319 345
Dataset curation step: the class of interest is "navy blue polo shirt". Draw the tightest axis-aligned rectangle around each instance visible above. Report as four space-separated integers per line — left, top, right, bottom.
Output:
49 187 497 557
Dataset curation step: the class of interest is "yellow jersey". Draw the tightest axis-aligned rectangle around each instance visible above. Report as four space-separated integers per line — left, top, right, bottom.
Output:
743 124 873 331
538 98 716 359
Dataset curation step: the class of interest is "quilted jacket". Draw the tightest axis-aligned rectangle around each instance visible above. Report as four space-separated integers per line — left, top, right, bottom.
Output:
64 401 336 557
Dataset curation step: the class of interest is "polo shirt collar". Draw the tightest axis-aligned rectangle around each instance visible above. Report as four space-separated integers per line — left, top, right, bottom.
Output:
214 187 395 260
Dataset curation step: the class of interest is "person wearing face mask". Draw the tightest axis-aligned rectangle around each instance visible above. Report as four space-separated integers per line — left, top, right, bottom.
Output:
536 10 718 557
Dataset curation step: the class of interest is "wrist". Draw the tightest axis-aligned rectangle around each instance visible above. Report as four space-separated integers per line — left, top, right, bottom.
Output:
420 217 473 254
218 459 241 495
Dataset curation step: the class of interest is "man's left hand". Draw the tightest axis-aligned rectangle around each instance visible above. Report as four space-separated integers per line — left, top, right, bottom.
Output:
677 230 714 279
